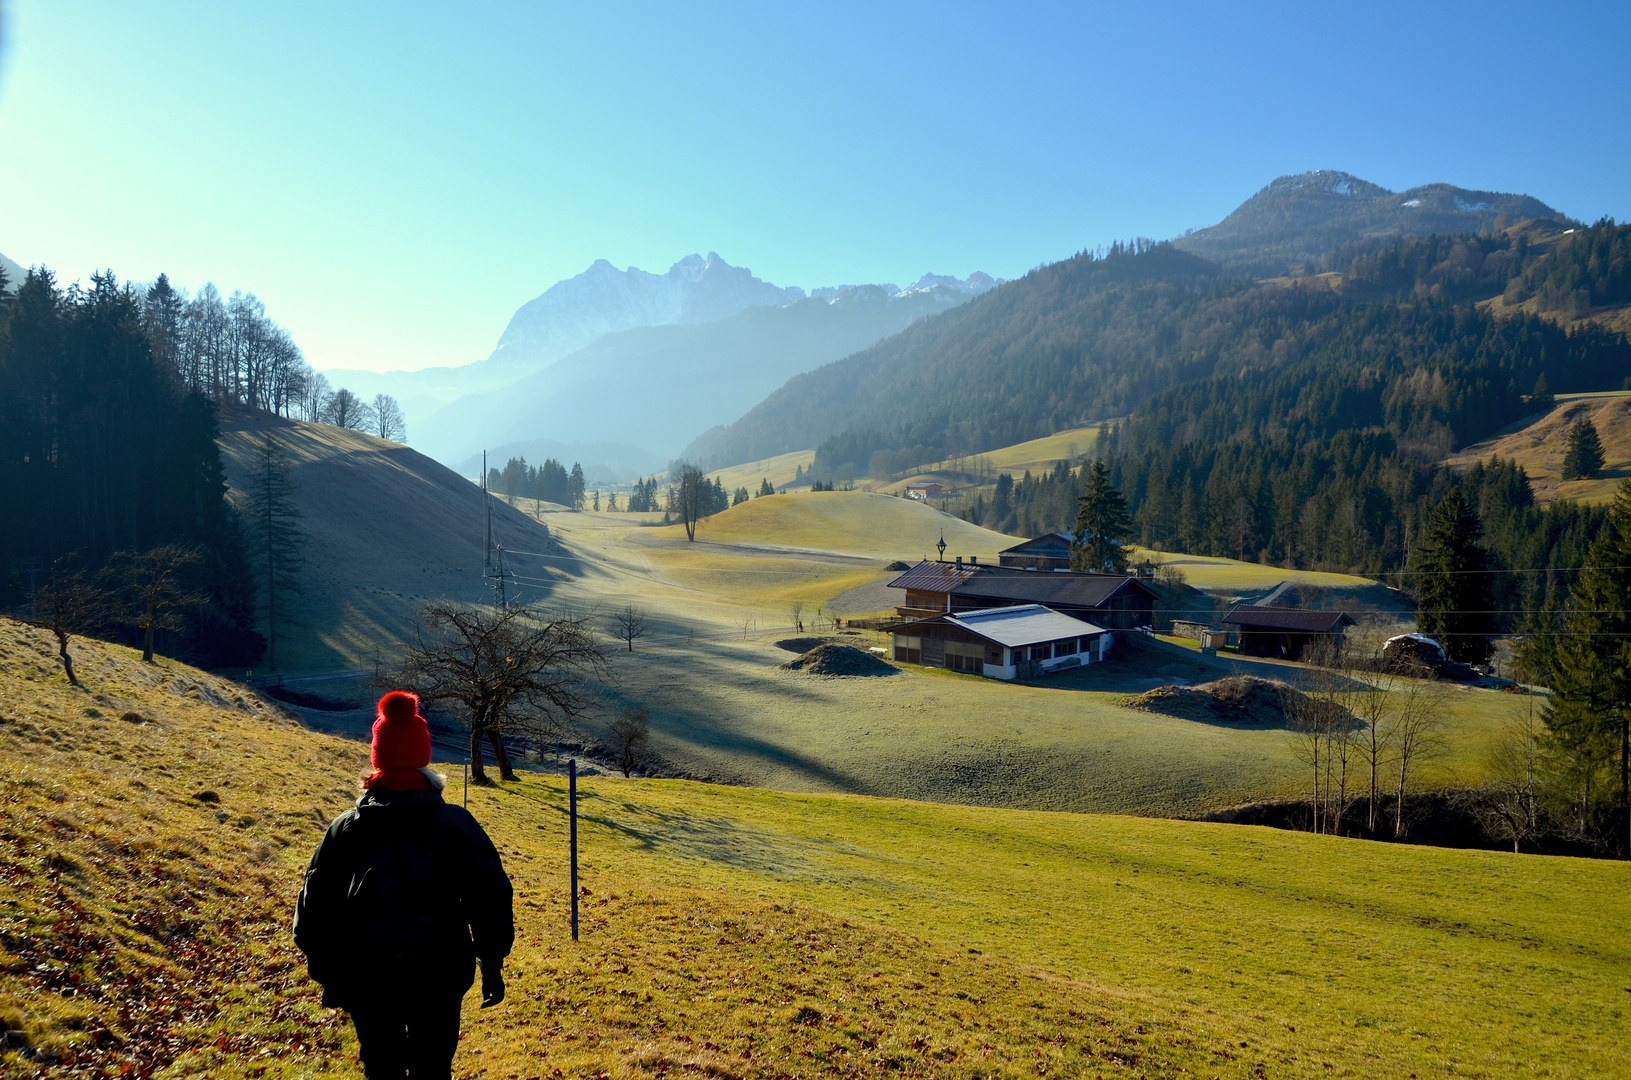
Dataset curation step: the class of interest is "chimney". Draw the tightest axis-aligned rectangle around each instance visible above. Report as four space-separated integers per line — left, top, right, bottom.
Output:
955 556 962 568
970 555 978 564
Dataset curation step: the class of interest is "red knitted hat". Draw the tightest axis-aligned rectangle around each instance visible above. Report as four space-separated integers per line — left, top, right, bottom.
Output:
364 691 432 790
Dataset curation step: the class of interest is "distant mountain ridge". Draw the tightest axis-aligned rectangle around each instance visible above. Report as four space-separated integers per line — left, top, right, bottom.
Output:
490 252 804 371
319 252 807 419
684 171 1581 470
412 273 1003 470
321 255 1000 433
1173 169 1567 274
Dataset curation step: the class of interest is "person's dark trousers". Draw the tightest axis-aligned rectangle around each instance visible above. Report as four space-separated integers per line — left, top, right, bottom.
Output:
349 993 464 1080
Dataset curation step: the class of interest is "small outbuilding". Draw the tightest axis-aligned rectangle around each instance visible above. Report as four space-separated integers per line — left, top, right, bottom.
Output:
997 531 1074 571
891 604 1111 680
1222 606 1354 661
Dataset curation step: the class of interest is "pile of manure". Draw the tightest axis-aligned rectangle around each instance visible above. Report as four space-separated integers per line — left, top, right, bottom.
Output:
780 642 898 677
1124 675 1305 725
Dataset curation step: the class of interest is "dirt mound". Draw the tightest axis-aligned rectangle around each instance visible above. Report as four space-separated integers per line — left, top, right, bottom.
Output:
780 643 897 677
1125 675 1300 725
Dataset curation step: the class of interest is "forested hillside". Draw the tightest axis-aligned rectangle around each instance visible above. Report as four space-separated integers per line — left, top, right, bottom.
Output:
0 265 373 667
1171 170 1564 274
684 241 1224 469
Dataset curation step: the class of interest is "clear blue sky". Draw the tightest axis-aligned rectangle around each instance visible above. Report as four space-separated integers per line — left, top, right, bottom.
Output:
1 1 1626 374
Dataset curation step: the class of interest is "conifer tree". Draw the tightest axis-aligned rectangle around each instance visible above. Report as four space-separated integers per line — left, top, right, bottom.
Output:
245 433 304 671
1414 488 1493 663
568 462 587 510
1562 417 1605 480
1545 477 1631 857
1531 372 1553 406
1071 460 1132 574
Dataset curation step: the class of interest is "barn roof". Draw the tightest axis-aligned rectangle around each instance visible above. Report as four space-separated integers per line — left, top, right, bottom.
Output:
900 604 1108 648
1222 607 1355 633
955 570 1157 608
888 559 1158 607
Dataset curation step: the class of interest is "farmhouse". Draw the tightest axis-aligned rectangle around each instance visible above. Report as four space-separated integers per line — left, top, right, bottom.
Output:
1222 606 1355 660
905 482 943 500
889 558 1158 630
892 604 1111 679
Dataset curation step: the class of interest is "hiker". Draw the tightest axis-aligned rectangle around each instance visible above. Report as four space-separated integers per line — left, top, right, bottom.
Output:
294 691 513 1079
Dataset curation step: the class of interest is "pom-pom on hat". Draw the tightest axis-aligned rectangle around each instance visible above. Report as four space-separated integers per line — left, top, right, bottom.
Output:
364 691 433 791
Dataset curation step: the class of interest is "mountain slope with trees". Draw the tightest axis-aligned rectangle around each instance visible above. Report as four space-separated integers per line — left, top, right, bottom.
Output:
1171 169 1566 274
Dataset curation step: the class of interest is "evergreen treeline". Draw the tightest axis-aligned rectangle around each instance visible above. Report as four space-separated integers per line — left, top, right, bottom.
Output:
0 268 262 664
489 456 586 509
1506 219 1631 314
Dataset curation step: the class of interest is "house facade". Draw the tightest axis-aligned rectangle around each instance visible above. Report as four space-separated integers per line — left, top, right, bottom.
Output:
891 604 1111 680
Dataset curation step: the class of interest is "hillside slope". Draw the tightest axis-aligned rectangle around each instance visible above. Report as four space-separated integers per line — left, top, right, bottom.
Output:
1445 393 1631 504
3 621 1625 1079
216 413 564 673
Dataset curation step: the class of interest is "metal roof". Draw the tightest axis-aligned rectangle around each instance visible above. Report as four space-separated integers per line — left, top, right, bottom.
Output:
1222 607 1355 633
942 605 1108 647
887 560 984 592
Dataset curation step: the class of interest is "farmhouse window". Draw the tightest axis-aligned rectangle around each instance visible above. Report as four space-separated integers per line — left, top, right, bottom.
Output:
893 634 922 664
1057 639 1078 656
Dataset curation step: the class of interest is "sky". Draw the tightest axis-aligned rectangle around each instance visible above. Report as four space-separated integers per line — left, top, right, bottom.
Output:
1 1 1627 375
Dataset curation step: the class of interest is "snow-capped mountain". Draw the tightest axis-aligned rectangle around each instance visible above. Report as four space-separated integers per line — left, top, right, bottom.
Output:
410 270 1004 468
490 252 805 370
319 253 807 419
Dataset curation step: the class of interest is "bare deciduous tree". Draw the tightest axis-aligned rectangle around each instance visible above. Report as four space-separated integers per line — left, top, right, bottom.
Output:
372 393 407 442
400 602 607 784
321 387 374 431
788 599 804 632
26 557 107 687
1473 693 1546 852
104 544 205 663
608 604 650 652
737 613 756 640
606 706 652 777
1391 674 1449 838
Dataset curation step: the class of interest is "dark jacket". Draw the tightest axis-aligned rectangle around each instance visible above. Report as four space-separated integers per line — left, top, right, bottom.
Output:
293 784 513 1006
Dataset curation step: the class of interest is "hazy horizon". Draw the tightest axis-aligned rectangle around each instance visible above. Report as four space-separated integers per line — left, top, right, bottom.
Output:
1 0 1627 375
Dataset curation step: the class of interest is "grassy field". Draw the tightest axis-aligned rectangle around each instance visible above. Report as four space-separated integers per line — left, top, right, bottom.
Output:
648 490 1022 561
1130 548 1382 594
697 449 818 494
1446 394 1631 505
2 623 1623 1080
